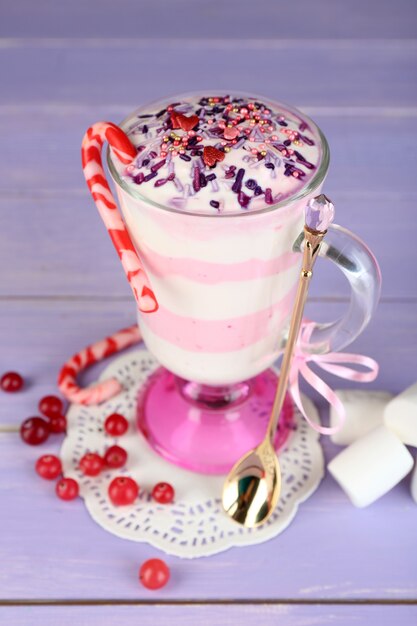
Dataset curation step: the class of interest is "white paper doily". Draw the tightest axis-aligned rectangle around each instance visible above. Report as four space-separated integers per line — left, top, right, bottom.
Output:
61 349 324 558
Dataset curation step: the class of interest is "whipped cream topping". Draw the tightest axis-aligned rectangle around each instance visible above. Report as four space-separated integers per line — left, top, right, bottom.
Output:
110 93 323 215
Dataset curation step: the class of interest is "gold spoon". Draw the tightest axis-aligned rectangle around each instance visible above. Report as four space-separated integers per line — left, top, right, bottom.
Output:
222 194 335 527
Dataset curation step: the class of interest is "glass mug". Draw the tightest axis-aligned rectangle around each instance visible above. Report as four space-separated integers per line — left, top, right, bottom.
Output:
83 92 381 474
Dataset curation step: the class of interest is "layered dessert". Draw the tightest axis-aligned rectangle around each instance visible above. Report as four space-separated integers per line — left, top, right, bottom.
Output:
110 93 327 384
110 93 322 215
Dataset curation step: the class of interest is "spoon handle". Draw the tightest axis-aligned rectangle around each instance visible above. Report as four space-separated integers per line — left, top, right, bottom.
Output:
266 227 325 441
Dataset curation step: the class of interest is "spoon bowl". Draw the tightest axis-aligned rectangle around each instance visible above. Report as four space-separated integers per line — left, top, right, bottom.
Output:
222 438 281 527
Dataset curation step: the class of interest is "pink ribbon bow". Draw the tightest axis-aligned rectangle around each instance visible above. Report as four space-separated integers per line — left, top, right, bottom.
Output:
289 322 379 435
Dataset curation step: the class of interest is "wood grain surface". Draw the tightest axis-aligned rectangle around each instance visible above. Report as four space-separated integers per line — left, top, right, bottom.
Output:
0 0 416 622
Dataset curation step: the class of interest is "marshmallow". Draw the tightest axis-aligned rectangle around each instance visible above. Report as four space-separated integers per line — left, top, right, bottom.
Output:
384 382 417 447
330 389 393 446
411 458 417 504
328 425 413 507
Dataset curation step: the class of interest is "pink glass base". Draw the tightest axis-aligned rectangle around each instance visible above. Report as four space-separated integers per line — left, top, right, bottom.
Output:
137 367 295 475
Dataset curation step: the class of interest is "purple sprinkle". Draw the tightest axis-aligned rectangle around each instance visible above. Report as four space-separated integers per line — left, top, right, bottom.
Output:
300 135 314 146
149 151 158 159
193 167 201 192
138 114 152 119
210 200 220 209
133 172 144 184
254 185 263 195
278 120 288 127
206 173 216 182
142 159 150 167
144 171 157 182
167 172 176 181
299 121 308 132
154 178 167 187
142 125 148 134
156 108 167 118
225 168 236 179
232 168 245 193
265 163 275 170
199 173 207 188
180 154 191 161
174 177 183 192
265 188 274 204
238 191 250 208
294 150 306 162
151 159 166 173
283 140 291 146
245 179 256 190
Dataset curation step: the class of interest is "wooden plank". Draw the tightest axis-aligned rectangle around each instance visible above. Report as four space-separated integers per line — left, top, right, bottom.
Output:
1 604 417 626
0 299 415 429
1 190 415 299
0 426 416 601
0 42 415 107
1 0 416 39
2 110 416 195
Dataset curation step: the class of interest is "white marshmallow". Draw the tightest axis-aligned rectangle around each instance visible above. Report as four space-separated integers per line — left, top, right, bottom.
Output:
330 389 393 446
328 425 413 507
384 382 417 447
411 457 417 504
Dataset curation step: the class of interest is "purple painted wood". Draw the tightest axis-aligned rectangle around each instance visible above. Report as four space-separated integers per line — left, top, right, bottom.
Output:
1 604 417 626
0 300 416 429
2 191 415 299
1 0 416 615
2 111 416 196
0 431 416 600
0 42 416 106
1 0 416 38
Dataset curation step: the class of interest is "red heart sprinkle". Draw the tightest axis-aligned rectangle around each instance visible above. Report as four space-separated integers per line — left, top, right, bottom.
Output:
170 111 181 129
203 146 225 167
176 114 199 132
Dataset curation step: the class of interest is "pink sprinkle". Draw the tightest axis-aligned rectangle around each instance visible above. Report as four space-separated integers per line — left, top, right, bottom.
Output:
224 126 239 140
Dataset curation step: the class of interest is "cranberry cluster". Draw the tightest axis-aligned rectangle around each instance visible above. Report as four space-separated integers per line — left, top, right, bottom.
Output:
8 371 172 589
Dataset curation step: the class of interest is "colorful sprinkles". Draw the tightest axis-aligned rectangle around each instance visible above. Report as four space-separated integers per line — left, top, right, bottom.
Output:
115 94 321 213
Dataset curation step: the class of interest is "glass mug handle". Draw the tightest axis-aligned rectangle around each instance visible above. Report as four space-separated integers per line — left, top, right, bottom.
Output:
81 121 158 313
293 223 381 353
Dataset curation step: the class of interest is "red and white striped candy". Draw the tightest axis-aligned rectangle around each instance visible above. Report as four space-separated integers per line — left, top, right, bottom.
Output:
81 122 158 313
58 325 141 405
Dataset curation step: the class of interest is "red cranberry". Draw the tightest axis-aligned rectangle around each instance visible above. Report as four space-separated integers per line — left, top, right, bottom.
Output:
56 477 79 501
48 414 67 434
20 417 50 446
104 445 128 469
139 558 170 590
79 452 104 476
104 413 129 437
35 454 62 480
1 371 24 392
152 482 175 504
108 476 138 506
39 395 64 418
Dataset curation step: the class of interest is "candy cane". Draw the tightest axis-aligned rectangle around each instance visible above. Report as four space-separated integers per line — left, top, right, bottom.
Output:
58 325 142 405
82 122 158 313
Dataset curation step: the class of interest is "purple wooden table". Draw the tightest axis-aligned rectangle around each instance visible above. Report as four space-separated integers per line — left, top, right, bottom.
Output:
1 1 417 623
